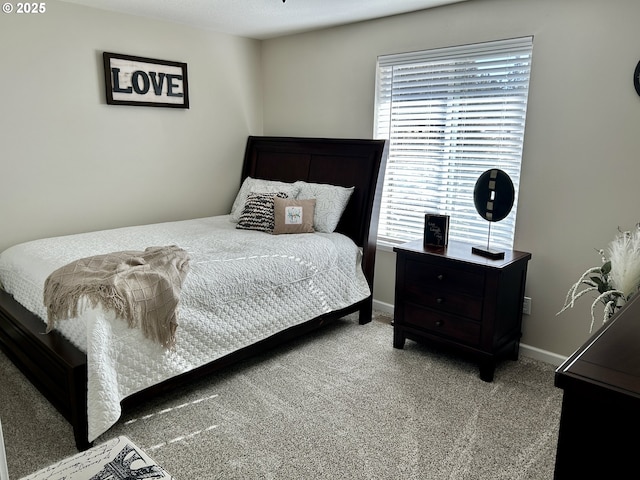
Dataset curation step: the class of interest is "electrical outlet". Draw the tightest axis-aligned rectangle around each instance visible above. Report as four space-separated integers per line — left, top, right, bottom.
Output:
523 296 532 315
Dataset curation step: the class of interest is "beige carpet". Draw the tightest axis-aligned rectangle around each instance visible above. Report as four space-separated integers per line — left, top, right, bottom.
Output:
0 312 562 479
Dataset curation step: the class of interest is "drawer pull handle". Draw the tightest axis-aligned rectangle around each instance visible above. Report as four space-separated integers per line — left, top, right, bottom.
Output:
435 320 443 327
436 297 444 304
437 274 445 281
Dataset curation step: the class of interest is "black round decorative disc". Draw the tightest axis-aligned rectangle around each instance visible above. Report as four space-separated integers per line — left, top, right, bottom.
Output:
634 60 640 96
473 169 515 222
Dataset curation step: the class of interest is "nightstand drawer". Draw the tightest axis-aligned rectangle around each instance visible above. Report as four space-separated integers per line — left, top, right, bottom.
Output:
403 288 483 320
404 260 485 297
404 302 481 346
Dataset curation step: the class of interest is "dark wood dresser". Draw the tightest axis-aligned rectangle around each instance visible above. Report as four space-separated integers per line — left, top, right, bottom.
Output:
393 239 531 381
554 292 640 479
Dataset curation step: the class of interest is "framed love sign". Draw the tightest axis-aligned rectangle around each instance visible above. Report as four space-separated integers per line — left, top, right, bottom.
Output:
103 52 189 108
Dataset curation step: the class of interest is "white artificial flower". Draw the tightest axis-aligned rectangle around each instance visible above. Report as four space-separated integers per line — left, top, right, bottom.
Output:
608 225 640 299
558 224 640 332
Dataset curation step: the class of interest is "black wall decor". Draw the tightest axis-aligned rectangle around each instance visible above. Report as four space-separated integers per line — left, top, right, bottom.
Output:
103 52 189 109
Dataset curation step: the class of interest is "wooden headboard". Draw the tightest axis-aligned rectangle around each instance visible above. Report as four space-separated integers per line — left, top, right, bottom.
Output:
241 136 388 251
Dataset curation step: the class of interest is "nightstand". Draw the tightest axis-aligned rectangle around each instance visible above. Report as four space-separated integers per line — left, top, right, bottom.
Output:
393 239 531 382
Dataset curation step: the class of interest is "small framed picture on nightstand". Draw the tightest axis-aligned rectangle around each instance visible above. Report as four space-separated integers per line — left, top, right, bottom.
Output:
424 214 450 248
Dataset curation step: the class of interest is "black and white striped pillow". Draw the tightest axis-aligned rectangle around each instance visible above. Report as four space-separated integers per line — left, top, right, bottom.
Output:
236 192 289 232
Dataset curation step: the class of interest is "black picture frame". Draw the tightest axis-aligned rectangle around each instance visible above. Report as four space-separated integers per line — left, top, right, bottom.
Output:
424 214 450 248
103 52 189 109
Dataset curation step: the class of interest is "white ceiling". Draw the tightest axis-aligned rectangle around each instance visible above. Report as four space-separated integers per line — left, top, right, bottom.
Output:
59 0 469 39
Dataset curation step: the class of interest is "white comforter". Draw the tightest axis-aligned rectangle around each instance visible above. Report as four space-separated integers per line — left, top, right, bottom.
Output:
0 215 370 441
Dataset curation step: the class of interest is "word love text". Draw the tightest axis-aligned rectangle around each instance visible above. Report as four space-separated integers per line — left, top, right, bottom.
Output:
103 52 189 109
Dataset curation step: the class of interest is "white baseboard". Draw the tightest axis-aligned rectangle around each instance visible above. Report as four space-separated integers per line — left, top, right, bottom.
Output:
372 299 567 367
518 344 566 366
373 299 394 315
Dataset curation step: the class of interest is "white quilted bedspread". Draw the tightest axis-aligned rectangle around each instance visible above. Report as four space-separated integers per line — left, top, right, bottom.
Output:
0 215 370 441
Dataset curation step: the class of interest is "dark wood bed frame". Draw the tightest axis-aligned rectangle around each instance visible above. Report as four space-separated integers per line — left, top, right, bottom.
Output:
0 136 387 450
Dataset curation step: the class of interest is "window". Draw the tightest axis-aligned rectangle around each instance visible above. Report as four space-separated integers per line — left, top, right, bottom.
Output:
374 37 533 249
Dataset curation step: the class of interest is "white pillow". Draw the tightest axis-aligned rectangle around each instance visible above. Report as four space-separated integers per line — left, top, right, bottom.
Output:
230 177 300 223
294 181 354 233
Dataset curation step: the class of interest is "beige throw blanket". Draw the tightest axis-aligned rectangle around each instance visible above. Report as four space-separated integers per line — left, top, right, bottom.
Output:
44 245 190 349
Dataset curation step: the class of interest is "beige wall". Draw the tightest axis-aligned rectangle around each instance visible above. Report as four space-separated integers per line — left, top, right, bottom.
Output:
2 0 639 359
261 0 640 357
0 0 262 251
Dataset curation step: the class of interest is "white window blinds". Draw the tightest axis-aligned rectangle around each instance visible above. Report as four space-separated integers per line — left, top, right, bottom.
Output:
374 36 533 249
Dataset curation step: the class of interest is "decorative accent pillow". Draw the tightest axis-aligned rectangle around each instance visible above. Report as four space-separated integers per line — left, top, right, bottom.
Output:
236 192 287 232
236 192 289 232
272 198 316 235
230 177 299 223
294 181 355 233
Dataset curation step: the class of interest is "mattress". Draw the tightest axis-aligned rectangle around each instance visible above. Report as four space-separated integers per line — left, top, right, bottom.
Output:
0 215 370 441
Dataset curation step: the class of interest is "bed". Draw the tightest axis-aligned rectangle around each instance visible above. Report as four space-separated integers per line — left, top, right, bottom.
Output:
0 136 387 451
